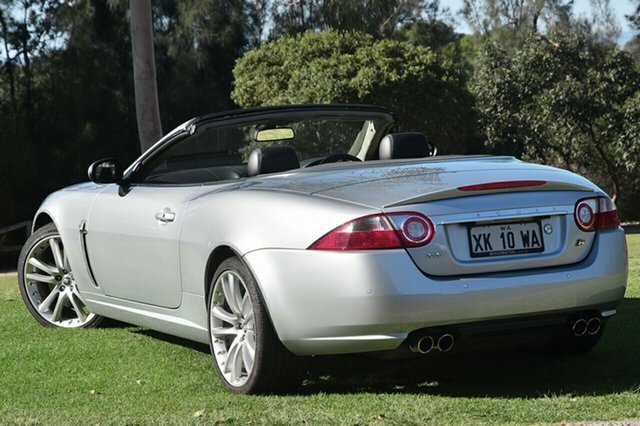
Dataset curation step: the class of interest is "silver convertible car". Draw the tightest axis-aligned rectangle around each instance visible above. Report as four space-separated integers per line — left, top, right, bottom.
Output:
18 104 627 394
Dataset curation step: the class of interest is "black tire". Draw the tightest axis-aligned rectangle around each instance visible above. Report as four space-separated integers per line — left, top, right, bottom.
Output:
207 257 305 394
18 223 104 328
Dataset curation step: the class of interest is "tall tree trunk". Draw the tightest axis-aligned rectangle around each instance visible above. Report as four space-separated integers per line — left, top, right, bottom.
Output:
17 5 34 140
0 10 17 115
130 0 162 153
588 124 620 202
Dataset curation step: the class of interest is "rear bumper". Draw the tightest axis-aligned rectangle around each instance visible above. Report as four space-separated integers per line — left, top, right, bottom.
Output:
243 228 627 356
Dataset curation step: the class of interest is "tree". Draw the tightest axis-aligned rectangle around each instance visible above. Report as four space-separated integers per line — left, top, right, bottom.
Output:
627 0 640 31
269 0 323 37
462 0 622 51
268 0 445 39
583 0 621 45
470 29 640 209
626 0 640 63
151 0 255 125
0 6 17 114
320 0 440 37
624 36 640 61
0 0 259 231
130 0 162 152
460 0 578 36
232 30 476 154
394 20 460 50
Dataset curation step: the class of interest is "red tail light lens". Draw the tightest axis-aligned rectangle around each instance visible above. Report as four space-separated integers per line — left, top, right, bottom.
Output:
309 214 402 250
458 180 547 191
574 196 619 232
309 212 435 251
596 197 620 230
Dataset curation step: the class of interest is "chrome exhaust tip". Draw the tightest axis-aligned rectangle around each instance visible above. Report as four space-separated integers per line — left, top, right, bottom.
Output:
409 335 434 354
437 333 455 352
586 317 602 335
572 319 588 337
416 336 435 354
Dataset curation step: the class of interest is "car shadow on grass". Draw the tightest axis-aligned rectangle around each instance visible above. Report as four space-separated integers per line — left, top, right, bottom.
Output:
301 298 640 398
132 329 211 354
121 298 639 397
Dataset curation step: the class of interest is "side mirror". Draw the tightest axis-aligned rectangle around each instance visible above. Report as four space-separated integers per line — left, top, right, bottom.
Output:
88 158 123 184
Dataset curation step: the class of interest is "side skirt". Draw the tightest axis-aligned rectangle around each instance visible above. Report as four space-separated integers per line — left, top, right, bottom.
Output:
82 291 210 345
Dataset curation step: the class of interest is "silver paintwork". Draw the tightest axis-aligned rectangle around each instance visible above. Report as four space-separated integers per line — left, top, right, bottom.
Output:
243 228 626 355
86 184 198 308
399 192 597 276
28 108 628 357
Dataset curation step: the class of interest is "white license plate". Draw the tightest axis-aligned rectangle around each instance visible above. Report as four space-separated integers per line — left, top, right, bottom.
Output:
468 221 544 258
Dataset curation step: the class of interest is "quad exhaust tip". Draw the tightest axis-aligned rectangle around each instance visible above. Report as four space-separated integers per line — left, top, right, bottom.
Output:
586 317 601 335
437 334 455 352
572 319 588 337
410 333 455 354
416 336 434 354
571 317 602 337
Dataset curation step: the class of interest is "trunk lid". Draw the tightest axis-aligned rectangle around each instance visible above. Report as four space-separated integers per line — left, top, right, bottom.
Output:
387 190 599 276
243 156 598 208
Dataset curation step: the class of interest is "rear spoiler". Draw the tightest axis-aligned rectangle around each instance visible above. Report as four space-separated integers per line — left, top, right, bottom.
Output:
385 180 597 208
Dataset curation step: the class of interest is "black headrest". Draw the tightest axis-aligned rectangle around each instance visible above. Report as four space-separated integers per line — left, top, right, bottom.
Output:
247 146 300 177
378 132 434 160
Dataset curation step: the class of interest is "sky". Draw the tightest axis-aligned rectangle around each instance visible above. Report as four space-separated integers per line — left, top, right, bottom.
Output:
445 0 638 43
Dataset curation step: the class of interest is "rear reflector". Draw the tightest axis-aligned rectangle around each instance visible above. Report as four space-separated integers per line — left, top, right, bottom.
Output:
458 180 547 191
309 212 435 251
574 196 619 232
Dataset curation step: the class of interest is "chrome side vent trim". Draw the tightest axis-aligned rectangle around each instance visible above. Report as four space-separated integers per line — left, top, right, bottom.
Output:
78 220 100 288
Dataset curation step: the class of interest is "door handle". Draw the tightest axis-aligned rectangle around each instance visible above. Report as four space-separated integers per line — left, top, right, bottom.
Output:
155 211 176 223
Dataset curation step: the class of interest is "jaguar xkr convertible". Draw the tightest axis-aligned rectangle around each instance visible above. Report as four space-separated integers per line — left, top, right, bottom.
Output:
18 104 628 394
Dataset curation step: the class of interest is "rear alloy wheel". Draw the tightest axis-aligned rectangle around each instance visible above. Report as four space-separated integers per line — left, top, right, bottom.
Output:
208 257 303 394
18 223 103 328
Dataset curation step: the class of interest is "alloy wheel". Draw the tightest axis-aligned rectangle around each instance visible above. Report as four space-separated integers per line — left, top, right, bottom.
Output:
22 234 95 328
210 270 256 387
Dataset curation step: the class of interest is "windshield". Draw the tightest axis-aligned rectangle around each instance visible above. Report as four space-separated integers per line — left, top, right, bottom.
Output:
140 113 393 185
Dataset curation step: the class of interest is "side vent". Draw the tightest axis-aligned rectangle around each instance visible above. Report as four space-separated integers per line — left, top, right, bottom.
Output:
78 220 100 288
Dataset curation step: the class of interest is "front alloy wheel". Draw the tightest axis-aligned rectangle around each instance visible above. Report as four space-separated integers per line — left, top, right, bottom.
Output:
18 223 103 328
207 257 304 394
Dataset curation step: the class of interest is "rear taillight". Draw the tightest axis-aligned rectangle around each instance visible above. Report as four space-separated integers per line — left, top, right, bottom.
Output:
388 212 435 247
596 197 620 230
574 196 619 232
309 212 435 251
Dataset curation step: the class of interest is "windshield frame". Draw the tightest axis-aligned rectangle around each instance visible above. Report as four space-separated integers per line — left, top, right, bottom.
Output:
124 105 395 184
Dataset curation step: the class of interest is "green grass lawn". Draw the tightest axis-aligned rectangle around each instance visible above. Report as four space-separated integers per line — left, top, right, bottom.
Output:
1 236 639 425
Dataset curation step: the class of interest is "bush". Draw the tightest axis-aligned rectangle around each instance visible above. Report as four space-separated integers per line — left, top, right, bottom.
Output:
232 30 476 154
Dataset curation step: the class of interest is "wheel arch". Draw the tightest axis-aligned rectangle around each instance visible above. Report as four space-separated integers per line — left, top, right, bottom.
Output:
203 245 285 341
31 211 56 235
204 245 241 307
